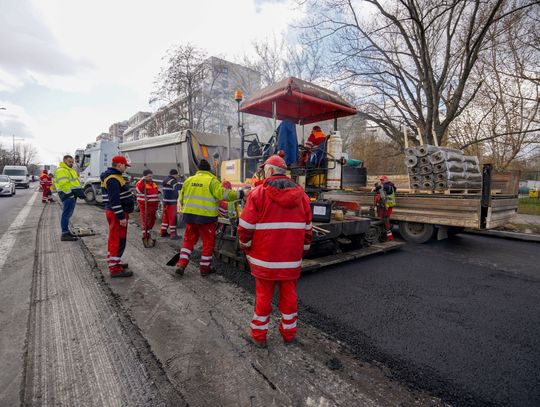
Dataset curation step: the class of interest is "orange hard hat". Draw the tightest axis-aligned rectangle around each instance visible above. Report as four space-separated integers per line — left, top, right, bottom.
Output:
258 154 287 170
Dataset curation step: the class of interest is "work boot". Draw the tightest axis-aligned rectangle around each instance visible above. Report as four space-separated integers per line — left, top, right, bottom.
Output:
244 331 267 348
61 233 78 241
170 234 181 240
120 262 129 269
200 268 215 277
110 269 133 278
175 265 186 276
283 337 300 346
160 232 167 237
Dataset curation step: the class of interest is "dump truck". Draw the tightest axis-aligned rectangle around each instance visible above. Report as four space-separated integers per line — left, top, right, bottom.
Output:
75 130 239 205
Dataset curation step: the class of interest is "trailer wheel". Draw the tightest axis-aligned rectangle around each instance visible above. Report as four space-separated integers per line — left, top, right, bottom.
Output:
84 185 96 204
398 221 436 243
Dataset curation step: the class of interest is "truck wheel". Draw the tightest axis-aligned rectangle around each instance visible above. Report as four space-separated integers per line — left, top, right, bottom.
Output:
84 185 96 204
398 221 436 243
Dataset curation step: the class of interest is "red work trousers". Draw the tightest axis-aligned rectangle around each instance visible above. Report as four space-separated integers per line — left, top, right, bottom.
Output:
378 206 393 230
106 210 128 274
250 278 298 343
41 188 52 202
176 222 216 272
160 204 177 237
138 202 158 238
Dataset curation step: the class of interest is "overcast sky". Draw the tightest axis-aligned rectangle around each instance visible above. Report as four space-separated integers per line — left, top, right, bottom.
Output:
0 0 303 164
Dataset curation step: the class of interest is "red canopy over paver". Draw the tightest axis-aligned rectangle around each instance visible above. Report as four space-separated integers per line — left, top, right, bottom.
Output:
239 77 357 125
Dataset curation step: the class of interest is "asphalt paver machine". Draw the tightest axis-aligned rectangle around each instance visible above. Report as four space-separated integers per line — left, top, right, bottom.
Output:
215 77 403 271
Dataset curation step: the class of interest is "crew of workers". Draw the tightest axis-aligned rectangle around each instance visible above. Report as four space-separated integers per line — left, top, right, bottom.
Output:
50 124 394 347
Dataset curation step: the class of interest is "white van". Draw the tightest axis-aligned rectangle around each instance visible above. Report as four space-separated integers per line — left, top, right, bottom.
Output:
2 165 30 188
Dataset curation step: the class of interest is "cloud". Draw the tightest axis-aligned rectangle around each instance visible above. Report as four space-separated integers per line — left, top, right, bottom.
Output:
0 0 88 90
0 102 34 140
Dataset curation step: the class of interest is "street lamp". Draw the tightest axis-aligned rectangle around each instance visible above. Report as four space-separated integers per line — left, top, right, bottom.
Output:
12 135 24 165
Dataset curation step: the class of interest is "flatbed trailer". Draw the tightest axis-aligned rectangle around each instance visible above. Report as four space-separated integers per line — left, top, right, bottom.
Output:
322 169 519 243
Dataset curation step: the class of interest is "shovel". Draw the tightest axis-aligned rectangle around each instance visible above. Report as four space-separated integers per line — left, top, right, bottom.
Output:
166 252 181 266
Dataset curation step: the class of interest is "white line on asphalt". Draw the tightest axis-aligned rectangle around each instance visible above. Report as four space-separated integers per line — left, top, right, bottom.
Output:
0 192 38 272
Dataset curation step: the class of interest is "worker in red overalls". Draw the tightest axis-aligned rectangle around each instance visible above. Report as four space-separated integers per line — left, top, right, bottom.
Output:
136 169 159 247
373 175 396 241
238 155 313 347
160 169 183 239
39 169 53 203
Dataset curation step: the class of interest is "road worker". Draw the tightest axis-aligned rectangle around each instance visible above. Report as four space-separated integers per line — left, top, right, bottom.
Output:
136 169 159 247
303 125 327 167
100 155 135 277
160 169 183 239
373 175 396 241
175 159 244 276
39 169 53 203
237 154 313 347
54 155 84 241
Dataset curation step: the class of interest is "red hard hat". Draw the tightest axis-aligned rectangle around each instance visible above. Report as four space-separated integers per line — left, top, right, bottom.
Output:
43 169 48 174
379 175 388 182
112 155 131 167
258 154 287 170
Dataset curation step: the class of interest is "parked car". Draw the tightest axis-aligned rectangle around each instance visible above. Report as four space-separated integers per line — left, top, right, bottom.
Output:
0 175 16 196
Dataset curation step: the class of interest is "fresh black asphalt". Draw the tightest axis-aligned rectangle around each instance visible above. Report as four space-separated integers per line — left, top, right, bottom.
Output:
219 233 540 407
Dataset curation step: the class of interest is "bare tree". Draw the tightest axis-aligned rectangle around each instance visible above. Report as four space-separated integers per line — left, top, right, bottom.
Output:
449 4 540 168
150 44 221 131
300 0 537 147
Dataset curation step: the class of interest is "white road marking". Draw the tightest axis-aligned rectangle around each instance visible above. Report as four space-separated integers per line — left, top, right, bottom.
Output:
0 192 38 272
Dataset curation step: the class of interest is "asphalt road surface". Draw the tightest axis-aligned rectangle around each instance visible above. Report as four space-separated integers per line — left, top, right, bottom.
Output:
296 233 540 407
219 232 540 407
0 183 37 235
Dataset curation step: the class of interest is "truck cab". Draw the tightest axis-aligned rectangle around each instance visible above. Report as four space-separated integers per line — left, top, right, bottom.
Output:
2 165 30 188
75 140 120 203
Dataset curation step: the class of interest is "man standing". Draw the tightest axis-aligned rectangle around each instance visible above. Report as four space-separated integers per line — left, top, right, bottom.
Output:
54 155 84 241
160 169 183 239
100 155 135 278
135 169 159 247
237 155 312 347
176 159 242 276
39 169 53 203
373 175 396 241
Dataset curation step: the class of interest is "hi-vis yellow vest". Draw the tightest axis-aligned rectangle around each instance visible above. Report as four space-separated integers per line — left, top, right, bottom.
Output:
54 161 81 194
179 171 236 218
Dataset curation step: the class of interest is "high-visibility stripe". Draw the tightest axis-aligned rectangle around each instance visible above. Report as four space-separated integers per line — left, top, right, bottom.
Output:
112 205 122 209
163 199 176 203
250 322 269 330
246 255 302 269
281 321 297 330
200 261 210 266
240 240 252 248
201 255 212 260
255 222 306 230
222 189 231 199
180 254 189 260
55 176 69 182
238 219 255 229
253 314 270 322
108 256 121 261
183 202 218 211
281 312 297 320
162 187 173 191
183 195 218 203
305 223 312 230
181 248 192 254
